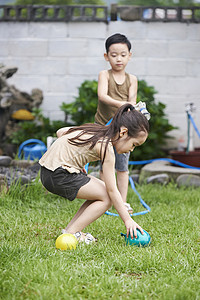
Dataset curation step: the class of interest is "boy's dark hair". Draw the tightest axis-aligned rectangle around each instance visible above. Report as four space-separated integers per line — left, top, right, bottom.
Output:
67 103 149 165
105 33 131 53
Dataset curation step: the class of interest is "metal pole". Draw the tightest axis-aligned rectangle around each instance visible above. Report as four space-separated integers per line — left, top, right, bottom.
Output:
185 102 196 152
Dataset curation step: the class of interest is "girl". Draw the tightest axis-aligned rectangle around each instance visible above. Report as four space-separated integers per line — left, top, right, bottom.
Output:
39 103 149 244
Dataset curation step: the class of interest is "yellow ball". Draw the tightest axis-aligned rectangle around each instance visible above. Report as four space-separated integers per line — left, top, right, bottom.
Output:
55 233 78 250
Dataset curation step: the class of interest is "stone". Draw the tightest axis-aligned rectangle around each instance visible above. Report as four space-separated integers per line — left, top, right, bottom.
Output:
0 64 43 142
0 156 12 167
13 175 32 185
176 174 200 187
146 173 169 185
11 160 34 168
139 160 200 184
0 159 40 189
130 174 139 184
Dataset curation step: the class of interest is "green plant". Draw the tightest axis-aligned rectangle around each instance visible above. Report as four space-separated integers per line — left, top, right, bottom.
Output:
131 80 176 160
61 80 98 125
61 79 176 160
9 108 66 146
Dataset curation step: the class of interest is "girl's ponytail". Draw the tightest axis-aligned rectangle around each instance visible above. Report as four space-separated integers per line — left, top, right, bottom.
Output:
109 103 149 139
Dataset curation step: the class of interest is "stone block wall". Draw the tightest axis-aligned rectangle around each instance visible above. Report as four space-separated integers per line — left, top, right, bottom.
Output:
0 20 200 149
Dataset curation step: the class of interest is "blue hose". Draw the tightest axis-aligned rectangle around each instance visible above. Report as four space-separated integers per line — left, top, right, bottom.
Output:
105 176 151 217
128 158 200 170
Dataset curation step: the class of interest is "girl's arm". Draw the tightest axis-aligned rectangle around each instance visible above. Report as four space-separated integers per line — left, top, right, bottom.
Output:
98 70 127 108
99 144 143 238
56 127 72 138
128 74 138 105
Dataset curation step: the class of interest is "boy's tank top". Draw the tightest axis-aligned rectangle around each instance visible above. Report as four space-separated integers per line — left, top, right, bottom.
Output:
39 130 114 173
95 69 131 125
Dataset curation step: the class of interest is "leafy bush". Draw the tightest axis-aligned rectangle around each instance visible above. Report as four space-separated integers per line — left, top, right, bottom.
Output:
60 80 98 125
132 80 176 160
61 79 176 160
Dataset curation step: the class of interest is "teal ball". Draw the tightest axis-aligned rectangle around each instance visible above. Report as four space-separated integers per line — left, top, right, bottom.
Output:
121 229 151 247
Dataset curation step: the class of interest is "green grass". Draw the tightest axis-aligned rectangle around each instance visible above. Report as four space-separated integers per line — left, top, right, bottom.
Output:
0 178 200 300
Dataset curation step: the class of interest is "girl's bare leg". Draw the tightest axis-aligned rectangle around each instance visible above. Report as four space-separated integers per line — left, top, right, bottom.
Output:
64 176 111 234
64 200 94 230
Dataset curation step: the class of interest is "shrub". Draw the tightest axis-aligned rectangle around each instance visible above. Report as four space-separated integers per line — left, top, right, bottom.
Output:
60 80 98 125
132 80 176 160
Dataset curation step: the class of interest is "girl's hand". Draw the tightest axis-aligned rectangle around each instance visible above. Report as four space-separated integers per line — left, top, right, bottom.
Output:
81 167 87 174
125 219 144 239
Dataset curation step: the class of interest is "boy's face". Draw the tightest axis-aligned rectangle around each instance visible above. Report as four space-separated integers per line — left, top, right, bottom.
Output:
104 43 131 71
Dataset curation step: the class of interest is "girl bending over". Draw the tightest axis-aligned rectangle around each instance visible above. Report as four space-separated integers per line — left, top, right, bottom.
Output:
39 103 149 243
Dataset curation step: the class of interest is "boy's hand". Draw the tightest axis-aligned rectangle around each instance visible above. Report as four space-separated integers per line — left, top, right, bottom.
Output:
125 219 144 239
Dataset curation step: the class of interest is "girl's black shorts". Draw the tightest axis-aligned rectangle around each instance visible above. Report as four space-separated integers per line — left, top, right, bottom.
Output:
40 166 90 201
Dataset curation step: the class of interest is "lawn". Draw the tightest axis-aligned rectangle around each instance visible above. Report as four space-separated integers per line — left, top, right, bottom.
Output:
0 178 200 300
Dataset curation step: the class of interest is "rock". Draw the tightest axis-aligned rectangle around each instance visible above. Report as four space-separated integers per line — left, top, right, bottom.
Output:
0 159 40 188
176 174 200 187
11 160 34 168
139 160 200 184
130 174 139 184
11 174 32 185
27 162 41 179
0 66 18 79
0 156 12 167
146 173 169 185
31 88 43 107
0 64 43 142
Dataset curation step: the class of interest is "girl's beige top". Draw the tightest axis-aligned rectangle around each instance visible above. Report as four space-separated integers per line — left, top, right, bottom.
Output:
39 130 114 173
95 69 131 125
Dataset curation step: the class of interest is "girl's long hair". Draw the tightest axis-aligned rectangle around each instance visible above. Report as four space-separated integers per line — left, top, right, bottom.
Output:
66 103 149 164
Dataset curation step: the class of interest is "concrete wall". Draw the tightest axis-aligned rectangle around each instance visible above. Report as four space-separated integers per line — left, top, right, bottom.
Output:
1 21 200 149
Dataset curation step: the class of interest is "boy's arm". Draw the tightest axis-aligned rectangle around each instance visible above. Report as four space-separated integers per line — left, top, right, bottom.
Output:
128 74 138 105
98 70 127 108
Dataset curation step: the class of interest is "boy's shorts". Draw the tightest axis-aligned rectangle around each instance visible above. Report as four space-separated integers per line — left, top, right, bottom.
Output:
100 147 130 172
40 166 90 201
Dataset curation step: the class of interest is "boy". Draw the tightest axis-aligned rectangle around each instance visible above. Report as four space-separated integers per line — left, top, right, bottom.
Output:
95 33 138 213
